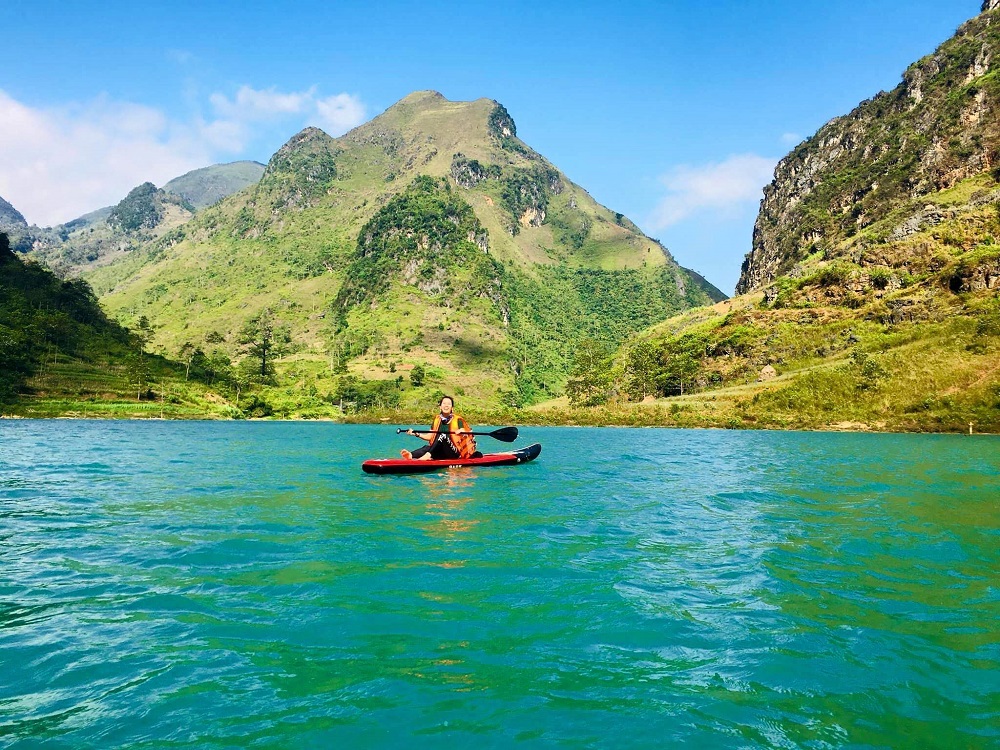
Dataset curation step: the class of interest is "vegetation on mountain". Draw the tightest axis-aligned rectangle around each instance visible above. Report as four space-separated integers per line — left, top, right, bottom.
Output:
4 91 718 419
0 231 132 404
335 175 497 309
740 3 1000 293
162 161 264 209
551 164 1000 432
108 183 170 232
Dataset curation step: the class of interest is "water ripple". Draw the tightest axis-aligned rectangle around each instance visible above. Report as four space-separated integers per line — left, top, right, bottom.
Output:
0 422 997 747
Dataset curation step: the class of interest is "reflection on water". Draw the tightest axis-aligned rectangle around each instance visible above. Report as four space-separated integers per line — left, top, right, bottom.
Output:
0 422 997 748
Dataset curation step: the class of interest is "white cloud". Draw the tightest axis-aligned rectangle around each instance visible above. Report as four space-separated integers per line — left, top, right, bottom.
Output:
647 154 777 231
208 86 365 139
210 85 315 121
0 90 211 226
0 86 367 227
313 93 366 135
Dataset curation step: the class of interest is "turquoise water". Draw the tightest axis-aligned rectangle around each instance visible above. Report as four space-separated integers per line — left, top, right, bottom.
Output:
1 422 998 749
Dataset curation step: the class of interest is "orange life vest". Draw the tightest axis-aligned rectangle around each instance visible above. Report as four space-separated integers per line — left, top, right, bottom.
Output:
431 413 477 459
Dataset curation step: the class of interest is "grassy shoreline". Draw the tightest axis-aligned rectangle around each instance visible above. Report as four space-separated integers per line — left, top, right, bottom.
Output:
4 398 995 434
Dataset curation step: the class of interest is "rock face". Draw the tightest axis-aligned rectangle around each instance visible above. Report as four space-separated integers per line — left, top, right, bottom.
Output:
738 5 1000 293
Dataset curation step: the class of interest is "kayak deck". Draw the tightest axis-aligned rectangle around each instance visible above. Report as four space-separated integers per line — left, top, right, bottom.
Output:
363 443 541 475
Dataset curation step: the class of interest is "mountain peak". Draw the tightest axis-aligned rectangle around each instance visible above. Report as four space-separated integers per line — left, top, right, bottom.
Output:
984 0 999 13
399 90 447 103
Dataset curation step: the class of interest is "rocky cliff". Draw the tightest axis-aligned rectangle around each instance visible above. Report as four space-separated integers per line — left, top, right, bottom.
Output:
738 1 1000 293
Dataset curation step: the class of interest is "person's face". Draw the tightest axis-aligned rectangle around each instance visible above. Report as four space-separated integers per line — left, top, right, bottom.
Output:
440 398 453 416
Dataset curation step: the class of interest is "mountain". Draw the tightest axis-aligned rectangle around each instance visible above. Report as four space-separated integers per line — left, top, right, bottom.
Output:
0 194 27 230
559 2 1000 432
162 161 265 210
738 0 1000 293
0 230 130 404
17 161 264 276
0 194 32 253
78 91 724 410
28 182 196 277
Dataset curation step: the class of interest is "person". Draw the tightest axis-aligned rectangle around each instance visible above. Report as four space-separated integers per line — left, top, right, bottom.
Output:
401 396 480 461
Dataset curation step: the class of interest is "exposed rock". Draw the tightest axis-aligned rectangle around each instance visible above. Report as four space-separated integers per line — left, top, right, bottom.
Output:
737 8 1000 293
519 207 545 228
758 365 777 381
450 153 500 188
952 255 1000 290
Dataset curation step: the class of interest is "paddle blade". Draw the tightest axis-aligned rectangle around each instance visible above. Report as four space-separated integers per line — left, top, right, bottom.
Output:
489 426 519 442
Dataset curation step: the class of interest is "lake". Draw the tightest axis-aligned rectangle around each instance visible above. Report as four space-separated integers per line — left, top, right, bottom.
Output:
1 421 997 748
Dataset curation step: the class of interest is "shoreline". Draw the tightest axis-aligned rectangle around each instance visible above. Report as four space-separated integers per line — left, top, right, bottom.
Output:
1 410 995 435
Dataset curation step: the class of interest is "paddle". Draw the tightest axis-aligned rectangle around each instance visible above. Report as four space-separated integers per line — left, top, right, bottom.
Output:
397 426 519 442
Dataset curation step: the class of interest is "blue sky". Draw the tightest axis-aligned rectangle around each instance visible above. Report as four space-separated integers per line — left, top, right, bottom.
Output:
0 0 980 292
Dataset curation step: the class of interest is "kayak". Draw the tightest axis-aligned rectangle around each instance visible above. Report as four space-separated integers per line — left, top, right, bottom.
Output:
362 443 542 475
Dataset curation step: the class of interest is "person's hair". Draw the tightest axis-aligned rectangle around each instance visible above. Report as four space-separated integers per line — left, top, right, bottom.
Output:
439 395 454 407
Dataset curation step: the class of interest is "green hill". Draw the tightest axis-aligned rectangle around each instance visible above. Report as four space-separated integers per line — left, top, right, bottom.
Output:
72 91 723 413
28 182 196 278
542 3 1000 433
1 230 134 406
163 161 265 209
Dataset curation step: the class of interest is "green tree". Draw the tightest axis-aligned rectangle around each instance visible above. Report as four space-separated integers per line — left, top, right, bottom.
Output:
566 338 614 406
238 308 289 383
624 338 660 400
410 363 426 387
125 352 151 400
657 334 706 396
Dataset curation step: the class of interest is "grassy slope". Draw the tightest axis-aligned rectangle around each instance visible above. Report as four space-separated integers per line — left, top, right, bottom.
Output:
529 173 1000 432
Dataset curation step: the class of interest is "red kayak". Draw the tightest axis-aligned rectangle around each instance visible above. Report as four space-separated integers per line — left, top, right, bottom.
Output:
362 443 541 475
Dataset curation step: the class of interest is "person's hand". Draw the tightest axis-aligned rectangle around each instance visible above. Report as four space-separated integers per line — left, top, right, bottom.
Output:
407 429 414 436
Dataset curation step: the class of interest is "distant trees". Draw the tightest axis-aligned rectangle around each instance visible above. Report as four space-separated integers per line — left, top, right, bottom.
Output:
0 231 133 405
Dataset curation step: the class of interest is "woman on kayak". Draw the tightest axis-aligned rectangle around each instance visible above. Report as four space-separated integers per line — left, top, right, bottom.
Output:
401 396 479 461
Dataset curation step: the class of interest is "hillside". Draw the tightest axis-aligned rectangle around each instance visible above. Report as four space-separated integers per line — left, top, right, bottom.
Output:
544 2 1000 433
739 0 1000 293
74 91 724 411
25 183 196 278
0 230 133 405
163 161 265 209
10 162 265 279
0 194 31 253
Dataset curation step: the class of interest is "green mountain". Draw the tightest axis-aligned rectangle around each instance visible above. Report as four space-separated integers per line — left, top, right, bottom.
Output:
0 231 130 404
78 91 724 410
163 161 265 210
561 2 1000 432
739 0 1000 293
28 182 196 277
0 194 32 253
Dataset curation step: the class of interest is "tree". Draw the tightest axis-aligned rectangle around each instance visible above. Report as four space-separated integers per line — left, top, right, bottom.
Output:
238 308 289 383
125 352 151 400
202 348 232 386
566 338 614 406
179 342 195 380
133 315 154 352
410 363 426 387
624 338 660 400
657 334 706 396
